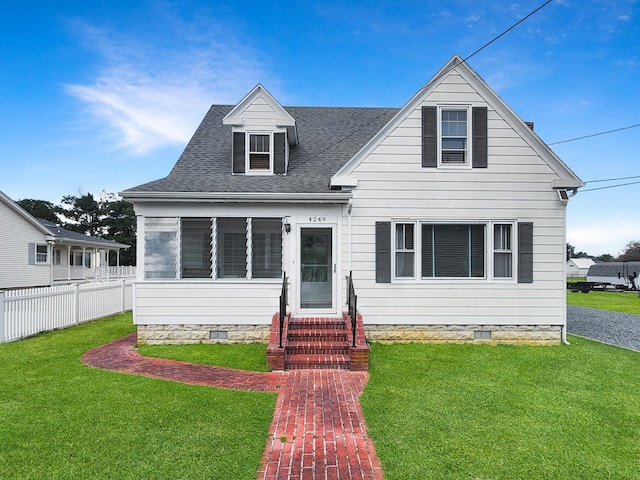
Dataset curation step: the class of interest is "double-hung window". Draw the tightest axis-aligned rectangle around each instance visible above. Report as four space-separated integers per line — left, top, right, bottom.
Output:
248 133 271 172
394 223 415 278
493 224 513 278
36 244 48 263
440 108 468 165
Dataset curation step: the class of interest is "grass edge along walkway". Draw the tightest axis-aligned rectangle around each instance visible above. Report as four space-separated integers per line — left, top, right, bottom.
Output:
84 332 384 480
0 314 277 480
360 336 640 480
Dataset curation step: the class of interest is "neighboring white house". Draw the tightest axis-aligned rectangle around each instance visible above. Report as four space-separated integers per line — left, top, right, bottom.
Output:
0 190 130 290
566 257 595 278
121 55 583 346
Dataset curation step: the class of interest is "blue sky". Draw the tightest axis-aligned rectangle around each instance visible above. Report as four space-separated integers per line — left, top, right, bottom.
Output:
1 0 638 256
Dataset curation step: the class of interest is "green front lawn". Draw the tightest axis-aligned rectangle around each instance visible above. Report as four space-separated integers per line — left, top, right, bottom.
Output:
567 290 640 314
139 342 270 372
0 313 276 480
361 337 640 479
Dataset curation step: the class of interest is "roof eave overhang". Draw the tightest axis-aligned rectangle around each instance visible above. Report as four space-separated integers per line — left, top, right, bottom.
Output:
120 191 352 204
51 238 129 249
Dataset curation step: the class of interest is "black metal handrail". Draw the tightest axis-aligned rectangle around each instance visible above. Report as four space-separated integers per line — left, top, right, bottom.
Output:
347 271 357 347
279 272 288 348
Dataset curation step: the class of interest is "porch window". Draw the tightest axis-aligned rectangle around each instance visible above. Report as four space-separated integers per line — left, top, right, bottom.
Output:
181 219 212 278
252 218 283 278
217 218 248 278
144 217 178 279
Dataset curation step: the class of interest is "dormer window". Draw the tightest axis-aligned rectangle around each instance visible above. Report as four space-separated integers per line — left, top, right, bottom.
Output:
248 133 271 172
232 130 288 175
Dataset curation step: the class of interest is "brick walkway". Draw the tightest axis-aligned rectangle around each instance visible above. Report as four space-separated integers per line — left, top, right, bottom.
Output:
82 334 383 480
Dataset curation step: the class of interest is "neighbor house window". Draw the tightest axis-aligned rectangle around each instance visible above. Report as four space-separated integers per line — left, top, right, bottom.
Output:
36 244 48 264
181 218 212 278
248 133 271 171
493 224 513 278
421 224 485 278
394 223 415 278
440 108 468 165
53 249 61 265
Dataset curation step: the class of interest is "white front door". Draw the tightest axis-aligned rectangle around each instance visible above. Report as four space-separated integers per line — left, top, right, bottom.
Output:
299 227 333 310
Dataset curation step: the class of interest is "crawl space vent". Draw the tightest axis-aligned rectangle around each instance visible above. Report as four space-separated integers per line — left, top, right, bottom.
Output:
209 331 228 340
474 330 492 340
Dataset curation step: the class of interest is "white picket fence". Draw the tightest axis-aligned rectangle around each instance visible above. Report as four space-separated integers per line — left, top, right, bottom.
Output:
0 280 133 343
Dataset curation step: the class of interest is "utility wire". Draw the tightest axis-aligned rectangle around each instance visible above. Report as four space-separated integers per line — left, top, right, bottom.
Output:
549 123 640 145
581 180 640 192
585 175 640 184
296 1 554 170
462 0 553 64
425 0 553 88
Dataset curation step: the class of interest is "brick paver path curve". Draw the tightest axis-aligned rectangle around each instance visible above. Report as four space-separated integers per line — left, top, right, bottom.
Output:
82 334 383 480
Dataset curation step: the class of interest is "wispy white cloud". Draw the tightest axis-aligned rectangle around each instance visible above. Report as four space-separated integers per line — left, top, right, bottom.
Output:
64 14 274 155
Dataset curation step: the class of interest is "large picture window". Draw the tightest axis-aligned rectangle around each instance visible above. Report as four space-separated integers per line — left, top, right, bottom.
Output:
422 224 485 278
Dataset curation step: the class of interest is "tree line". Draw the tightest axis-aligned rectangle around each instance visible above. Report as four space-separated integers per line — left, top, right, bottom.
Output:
17 193 136 266
567 241 640 262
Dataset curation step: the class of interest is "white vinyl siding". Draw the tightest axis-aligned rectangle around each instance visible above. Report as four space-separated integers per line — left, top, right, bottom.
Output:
341 68 568 326
0 200 52 289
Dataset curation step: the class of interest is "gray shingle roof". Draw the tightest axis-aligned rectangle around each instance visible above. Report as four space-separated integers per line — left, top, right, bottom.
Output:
123 105 399 194
38 219 129 248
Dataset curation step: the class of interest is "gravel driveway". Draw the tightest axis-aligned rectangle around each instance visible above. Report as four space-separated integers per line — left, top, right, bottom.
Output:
567 305 640 352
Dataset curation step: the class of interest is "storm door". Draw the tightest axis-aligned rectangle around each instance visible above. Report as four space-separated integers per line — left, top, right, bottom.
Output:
300 228 333 309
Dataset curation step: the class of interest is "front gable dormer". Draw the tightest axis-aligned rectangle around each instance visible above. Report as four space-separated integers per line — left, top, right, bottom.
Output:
223 85 298 175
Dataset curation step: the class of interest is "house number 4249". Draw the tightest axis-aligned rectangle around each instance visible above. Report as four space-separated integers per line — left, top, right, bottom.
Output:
308 216 326 223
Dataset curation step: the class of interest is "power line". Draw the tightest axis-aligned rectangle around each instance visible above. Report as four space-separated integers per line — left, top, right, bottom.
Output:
296 3 554 171
462 0 553 64
585 175 640 184
424 0 553 88
581 180 640 192
549 123 640 145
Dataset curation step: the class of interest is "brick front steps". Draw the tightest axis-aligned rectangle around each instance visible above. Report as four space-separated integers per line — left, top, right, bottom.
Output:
267 314 369 371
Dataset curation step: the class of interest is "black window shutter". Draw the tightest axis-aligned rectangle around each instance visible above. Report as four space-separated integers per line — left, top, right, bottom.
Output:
518 222 533 283
375 222 391 283
273 132 286 174
472 107 488 168
422 106 437 168
232 132 245 174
